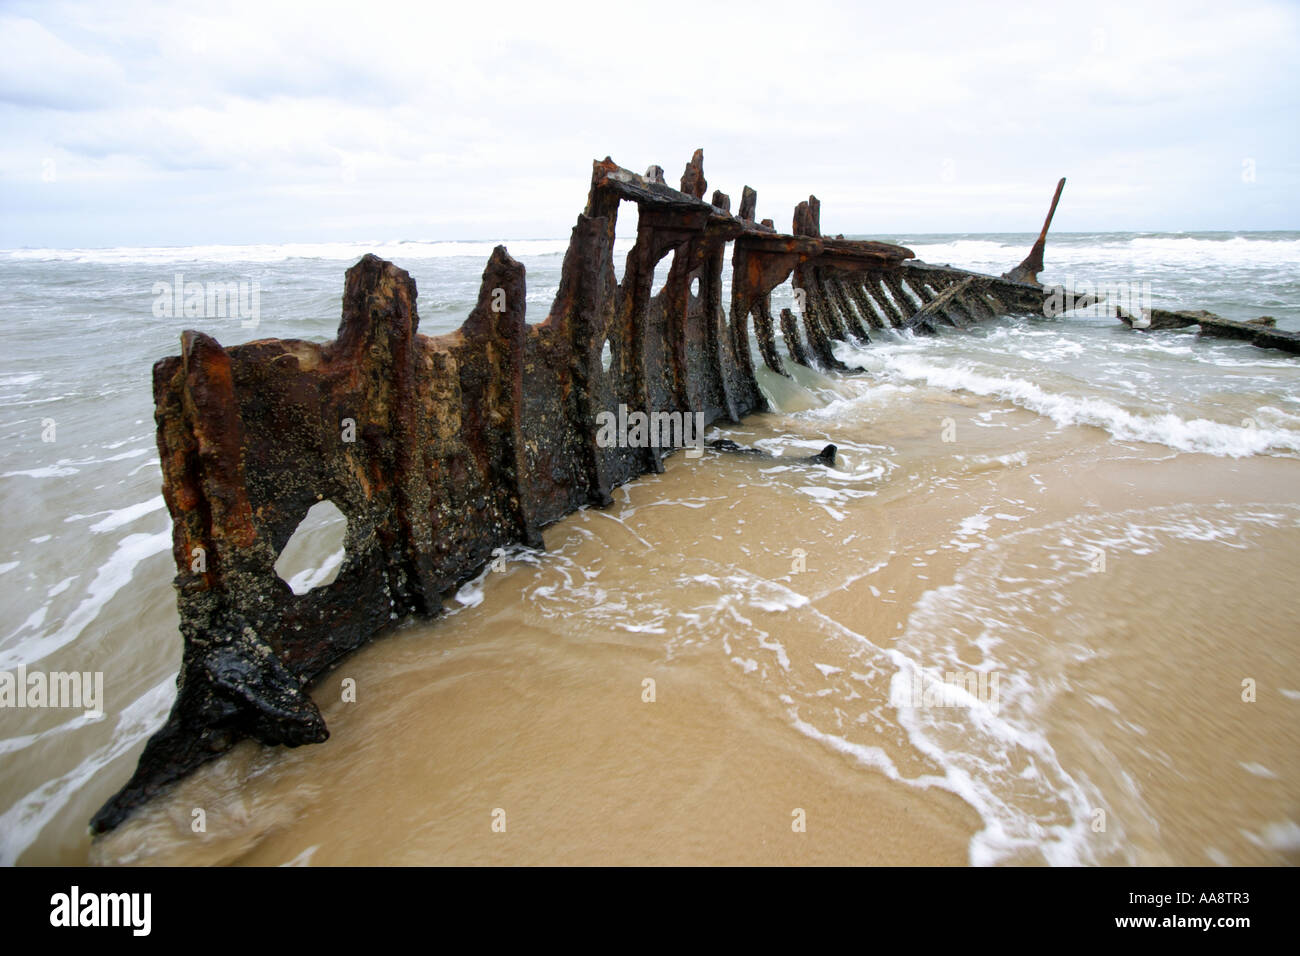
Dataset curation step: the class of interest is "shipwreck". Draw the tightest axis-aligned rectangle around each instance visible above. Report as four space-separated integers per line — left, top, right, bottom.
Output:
93 150 1092 833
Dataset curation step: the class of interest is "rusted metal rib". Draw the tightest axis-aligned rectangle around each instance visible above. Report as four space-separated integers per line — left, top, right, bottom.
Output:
865 275 908 328
845 279 888 331
824 275 873 343
779 307 813 368
905 276 981 334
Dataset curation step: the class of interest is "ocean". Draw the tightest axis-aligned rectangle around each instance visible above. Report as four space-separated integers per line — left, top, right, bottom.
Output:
2 231 1298 866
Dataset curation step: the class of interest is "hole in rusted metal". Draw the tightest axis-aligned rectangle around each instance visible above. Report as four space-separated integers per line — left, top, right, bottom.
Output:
650 250 673 299
274 500 347 595
614 200 638 286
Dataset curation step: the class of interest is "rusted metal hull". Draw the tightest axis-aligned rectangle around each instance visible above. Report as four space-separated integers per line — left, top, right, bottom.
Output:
91 152 1063 832
1116 308 1300 355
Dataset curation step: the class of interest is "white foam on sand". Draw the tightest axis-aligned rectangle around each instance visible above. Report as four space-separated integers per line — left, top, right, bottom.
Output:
88 496 165 534
0 675 176 866
847 351 1300 458
0 530 171 669
874 502 1300 866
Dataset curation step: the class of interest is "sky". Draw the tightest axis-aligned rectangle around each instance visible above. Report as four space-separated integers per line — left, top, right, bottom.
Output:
1 0 1297 248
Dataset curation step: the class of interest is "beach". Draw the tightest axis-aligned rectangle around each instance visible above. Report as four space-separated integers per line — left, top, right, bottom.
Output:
3 232 1298 866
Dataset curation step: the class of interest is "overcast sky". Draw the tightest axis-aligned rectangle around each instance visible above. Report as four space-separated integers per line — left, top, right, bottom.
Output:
1 0 1296 248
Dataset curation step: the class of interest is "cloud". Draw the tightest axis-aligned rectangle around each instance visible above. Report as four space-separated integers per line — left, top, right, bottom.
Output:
0 16 128 110
0 0 1296 245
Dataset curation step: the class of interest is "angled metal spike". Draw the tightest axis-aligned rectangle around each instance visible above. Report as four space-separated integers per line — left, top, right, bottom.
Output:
1004 177 1066 286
